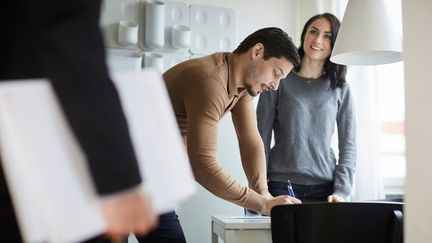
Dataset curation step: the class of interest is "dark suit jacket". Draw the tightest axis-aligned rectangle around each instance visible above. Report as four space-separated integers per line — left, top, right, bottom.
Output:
0 0 142 195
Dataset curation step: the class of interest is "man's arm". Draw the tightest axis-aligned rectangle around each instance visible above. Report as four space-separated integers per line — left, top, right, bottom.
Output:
35 0 156 236
184 81 300 213
231 95 269 197
231 94 302 214
38 0 141 194
184 80 267 211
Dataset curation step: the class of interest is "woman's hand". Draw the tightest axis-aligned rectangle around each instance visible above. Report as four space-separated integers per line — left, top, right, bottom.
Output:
327 194 345 203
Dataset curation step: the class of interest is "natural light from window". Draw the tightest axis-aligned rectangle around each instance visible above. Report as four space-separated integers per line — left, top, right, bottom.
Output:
378 0 405 197
378 62 405 182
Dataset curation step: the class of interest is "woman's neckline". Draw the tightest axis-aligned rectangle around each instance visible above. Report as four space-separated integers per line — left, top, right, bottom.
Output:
292 71 325 83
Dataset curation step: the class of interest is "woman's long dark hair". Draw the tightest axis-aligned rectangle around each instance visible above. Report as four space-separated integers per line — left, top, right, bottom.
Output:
296 13 347 89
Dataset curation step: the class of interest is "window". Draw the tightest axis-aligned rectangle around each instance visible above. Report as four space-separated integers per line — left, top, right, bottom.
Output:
378 0 405 198
377 62 405 197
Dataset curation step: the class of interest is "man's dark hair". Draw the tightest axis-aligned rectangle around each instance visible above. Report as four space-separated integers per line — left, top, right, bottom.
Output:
233 27 300 67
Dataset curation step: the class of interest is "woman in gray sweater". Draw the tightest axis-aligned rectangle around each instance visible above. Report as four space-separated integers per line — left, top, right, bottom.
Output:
257 13 356 202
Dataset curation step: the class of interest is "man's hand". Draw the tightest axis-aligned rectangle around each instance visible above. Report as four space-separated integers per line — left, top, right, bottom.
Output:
327 194 345 203
101 189 157 237
260 195 302 215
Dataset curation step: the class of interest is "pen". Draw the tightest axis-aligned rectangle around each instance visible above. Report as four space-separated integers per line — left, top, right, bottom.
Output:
287 180 296 198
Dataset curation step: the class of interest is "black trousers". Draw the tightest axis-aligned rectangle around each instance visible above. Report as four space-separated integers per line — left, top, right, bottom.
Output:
134 211 186 243
0 163 112 243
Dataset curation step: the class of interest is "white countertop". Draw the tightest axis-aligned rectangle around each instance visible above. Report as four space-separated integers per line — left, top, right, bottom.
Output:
211 215 271 229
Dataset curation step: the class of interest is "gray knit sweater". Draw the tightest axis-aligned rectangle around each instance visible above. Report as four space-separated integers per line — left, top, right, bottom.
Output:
256 72 356 197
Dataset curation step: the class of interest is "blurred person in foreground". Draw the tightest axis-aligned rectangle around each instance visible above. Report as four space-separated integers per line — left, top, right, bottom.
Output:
0 0 157 242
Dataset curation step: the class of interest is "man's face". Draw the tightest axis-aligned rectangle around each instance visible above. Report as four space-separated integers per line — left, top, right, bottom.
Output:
243 56 293 97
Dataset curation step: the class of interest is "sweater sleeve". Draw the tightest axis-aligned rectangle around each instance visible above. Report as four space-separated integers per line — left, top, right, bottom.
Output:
38 0 142 195
256 90 278 167
231 94 269 198
334 83 357 197
185 79 266 212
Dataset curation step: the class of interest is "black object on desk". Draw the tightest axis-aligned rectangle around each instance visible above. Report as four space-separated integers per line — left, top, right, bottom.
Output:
271 202 404 243
244 208 261 216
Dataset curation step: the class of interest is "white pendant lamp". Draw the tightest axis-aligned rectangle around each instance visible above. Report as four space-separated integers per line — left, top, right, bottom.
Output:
330 0 403 65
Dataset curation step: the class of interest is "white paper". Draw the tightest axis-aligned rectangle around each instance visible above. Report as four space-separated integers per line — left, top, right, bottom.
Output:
228 216 270 219
112 71 196 213
0 71 195 243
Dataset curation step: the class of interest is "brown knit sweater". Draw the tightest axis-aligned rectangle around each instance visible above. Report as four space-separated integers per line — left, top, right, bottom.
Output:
163 52 268 211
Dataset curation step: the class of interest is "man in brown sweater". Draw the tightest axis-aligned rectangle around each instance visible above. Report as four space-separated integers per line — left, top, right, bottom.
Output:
136 27 301 243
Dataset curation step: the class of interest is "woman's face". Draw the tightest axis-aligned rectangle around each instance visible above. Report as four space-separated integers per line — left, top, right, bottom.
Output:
302 18 333 62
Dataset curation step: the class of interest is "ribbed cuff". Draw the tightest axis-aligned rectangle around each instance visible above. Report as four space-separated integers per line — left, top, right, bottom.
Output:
245 188 267 212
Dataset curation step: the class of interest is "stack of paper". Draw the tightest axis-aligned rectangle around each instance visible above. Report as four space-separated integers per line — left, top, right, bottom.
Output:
0 71 195 243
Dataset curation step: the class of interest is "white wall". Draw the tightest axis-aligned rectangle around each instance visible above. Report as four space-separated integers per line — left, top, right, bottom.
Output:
179 0 296 46
402 0 432 242
169 1 296 243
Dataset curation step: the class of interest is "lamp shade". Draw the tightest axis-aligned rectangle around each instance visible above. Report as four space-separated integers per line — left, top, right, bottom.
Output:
330 0 403 65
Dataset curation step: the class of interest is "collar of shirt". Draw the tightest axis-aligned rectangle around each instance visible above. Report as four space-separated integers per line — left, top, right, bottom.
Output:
225 52 243 98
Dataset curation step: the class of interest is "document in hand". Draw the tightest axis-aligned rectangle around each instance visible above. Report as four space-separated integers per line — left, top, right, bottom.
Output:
0 71 195 243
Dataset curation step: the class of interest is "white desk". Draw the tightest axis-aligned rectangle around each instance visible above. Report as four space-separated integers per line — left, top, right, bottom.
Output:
211 215 272 243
